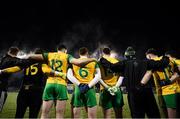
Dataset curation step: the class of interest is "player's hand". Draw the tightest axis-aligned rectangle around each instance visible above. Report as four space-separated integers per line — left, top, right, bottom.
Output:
107 87 115 96
54 71 66 79
111 86 119 93
78 83 90 93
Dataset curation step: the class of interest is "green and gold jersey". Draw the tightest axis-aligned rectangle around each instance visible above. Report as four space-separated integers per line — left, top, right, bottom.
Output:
72 58 98 84
43 52 73 86
100 56 120 90
174 59 180 93
152 57 178 95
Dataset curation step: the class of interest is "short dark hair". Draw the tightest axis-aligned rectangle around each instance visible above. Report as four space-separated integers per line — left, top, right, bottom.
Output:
79 47 88 56
57 44 67 51
146 48 157 55
103 47 111 55
165 50 178 58
8 46 19 55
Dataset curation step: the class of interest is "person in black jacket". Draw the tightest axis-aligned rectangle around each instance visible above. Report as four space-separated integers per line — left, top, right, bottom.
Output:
0 46 37 112
15 48 47 118
0 47 20 112
100 46 170 118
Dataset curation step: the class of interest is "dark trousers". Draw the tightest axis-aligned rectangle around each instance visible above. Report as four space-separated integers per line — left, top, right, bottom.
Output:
127 88 160 118
15 88 43 118
0 90 7 112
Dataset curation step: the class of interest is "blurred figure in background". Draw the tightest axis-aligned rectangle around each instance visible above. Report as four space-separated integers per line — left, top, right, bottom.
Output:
14 48 47 118
0 47 20 112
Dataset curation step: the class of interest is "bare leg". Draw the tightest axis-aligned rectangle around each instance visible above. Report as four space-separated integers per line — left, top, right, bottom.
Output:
56 100 66 118
103 108 111 118
41 100 54 119
88 106 97 119
167 108 176 118
73 107 81 118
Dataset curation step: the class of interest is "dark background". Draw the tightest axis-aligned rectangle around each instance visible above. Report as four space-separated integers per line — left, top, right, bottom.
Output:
0 1 179 59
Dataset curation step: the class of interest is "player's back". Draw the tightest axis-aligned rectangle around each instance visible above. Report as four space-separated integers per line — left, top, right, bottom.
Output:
100 56 120 89
72 58 97 84
23 63 46 88
43 52 69 86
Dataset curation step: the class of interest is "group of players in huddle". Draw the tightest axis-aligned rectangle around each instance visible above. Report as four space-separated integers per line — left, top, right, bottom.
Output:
0 44 180 118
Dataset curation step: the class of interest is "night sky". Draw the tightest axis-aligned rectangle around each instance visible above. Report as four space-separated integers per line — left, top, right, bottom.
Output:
0 1 179 58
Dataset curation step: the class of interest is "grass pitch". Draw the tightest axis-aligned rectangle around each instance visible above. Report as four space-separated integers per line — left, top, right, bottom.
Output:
0 92 166 118
0 92 131 118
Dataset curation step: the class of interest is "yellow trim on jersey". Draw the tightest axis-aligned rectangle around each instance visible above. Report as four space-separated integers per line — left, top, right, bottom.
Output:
45 52 69 86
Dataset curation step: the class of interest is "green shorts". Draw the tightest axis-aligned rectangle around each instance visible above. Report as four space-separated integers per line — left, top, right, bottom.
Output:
163 94 177 108
99 89 124 110
72 86 97 107
43 83 68 101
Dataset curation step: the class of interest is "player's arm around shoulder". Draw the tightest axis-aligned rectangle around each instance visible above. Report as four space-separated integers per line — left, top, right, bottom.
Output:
68 54 97 66
0 66 21 74
42 64 67 80
147 56 170 70
26 53 45 61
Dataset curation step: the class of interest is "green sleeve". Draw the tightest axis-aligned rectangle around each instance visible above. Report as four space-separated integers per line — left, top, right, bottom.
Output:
67 54 74 63
95 63 100 68
42 53 48 62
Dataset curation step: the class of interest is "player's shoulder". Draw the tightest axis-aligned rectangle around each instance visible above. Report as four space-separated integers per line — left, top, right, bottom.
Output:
104 56 119 63
152 57 161 61
174 59 180 65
